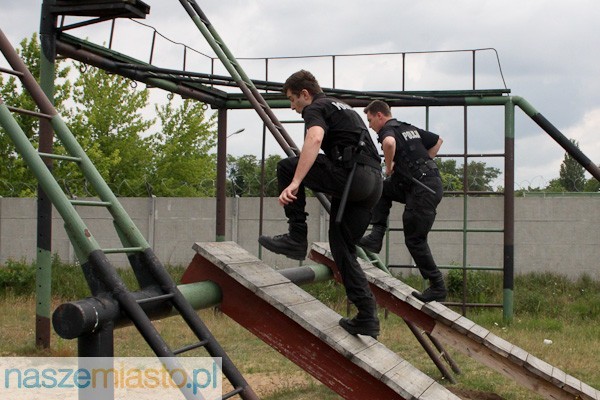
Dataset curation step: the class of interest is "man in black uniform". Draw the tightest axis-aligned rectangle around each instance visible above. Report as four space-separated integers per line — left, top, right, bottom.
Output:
359 100 447 302
259 70 383 338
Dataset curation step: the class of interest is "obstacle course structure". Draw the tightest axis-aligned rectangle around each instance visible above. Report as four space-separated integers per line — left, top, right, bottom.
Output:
42 0 600 323
1 0 599 399
0 27 257 400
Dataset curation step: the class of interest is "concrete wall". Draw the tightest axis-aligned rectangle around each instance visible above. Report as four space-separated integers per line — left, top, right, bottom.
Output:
0 196 598 279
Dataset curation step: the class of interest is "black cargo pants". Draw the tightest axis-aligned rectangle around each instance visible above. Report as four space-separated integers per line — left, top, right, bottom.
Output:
277 154 383 317
370 172 444 281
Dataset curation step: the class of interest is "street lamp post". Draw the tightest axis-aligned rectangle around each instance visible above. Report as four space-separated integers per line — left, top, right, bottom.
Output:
227 128 245 138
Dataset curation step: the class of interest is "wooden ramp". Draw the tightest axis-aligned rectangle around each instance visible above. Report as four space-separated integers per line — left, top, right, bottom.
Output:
181 241 460 400
310 242 600 400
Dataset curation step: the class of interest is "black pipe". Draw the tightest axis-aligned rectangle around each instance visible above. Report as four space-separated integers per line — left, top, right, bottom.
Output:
530 113 600 181
53 264 324 339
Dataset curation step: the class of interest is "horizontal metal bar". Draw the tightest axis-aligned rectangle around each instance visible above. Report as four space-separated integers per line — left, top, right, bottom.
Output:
222 387 245 400
389 227 504 233
442 302 503 308
70 200 112 207
0 66 23 77
442 191 505 196
102 247 144 254
38 152 81 162
6 106 52 120
136 293 175 305
388 264 503 272
438 153 505 158
173 340 209 355
433 228 504 233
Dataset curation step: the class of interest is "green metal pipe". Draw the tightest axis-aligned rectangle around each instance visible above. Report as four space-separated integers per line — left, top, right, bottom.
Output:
503 100 515 323
52 264 333 339
513 96 600 181
177 281 222 310
356 246 391 275
36 10 57 348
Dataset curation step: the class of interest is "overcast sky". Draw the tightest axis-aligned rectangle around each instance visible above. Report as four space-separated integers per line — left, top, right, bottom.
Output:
1 0 599 189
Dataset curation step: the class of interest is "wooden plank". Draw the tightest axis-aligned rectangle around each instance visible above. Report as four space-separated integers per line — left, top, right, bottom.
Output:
581 382 600 400
308 242 600 400
193 241 257 264
366 272 402 291
508 345 529 366
284 299 342 339
260 282 315 313
385 285 410 303
225 260 291 292
524 353 554 382
193 241 463 400
184 251 407 400
451 316 476 335
192 242 292 293
383 361 437 400
564 374 583 397
420 382 465 400
422 301 462 327
466 323 490 343
550 367 567 388
483 332 513 358
352 342 405 379
432 323 575 400
333 331 377 361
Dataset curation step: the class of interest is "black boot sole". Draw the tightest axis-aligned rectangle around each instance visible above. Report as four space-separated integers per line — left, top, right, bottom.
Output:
339 318 379 339
258 236 307 261
412 290 447 303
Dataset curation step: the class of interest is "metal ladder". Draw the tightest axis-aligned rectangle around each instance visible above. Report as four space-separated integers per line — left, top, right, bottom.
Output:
0 28 257 400
178 0 336 217
179 0 298 156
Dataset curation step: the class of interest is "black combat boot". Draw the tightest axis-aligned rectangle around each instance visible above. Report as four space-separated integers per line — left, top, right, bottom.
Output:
412 276 447 302
339 317 380 339
339 300 380 339
358 225 387 253
258 233 308 261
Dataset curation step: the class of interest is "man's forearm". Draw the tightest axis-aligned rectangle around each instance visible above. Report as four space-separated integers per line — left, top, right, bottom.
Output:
293 127 323 184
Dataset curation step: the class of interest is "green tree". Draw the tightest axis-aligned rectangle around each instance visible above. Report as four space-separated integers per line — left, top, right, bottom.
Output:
557 140 586 192
466 160 501 192
436 159 500 193
584 173 599 192
0 34 71 197
147 98 217 196
437 159 463 192
66 66 154 196
544 178 565 193
227 154 281 197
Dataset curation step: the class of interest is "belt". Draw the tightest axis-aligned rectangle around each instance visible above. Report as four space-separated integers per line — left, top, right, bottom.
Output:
354 153 381 170
414 159 439 180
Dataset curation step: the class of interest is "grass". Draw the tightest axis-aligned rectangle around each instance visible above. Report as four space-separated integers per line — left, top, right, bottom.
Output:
1 259 600 399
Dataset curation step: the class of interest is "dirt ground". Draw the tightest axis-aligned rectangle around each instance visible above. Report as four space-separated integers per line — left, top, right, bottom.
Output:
227 372 505 399
448 387 504 400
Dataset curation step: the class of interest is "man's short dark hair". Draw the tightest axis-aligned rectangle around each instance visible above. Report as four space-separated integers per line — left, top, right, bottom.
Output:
282 70 323 96
364 100 391 116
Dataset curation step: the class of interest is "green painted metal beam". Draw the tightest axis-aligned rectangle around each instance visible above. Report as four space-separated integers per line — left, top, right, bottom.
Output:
52 263 333 339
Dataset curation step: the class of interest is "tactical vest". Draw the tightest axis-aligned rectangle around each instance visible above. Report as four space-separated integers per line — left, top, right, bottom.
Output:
389 120 438 181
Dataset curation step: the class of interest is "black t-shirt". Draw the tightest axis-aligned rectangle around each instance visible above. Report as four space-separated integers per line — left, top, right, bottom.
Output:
377 119 439 173
302 93 380 162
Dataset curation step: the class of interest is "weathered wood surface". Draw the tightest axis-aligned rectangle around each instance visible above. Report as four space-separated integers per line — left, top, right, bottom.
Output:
193 241 461 400
309 242 600 400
